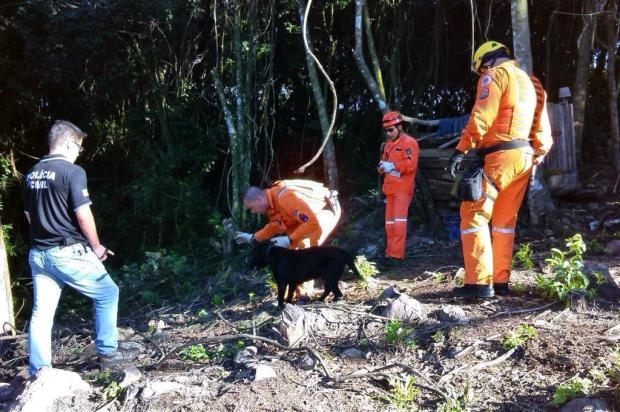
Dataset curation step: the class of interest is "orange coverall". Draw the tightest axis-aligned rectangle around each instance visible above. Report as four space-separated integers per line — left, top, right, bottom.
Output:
379 133 419 259
253 181 341 249
456 61 553 285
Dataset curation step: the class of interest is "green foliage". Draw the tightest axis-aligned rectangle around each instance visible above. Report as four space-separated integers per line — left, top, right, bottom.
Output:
380 375 419 410
512 243 534 269
534 234 590 304
432 330 445 344
355 255 379 287
117 250 200 306
86 369 123 400
180 344 210 362
500 323 537 350
211 293 225 308
385 319 405 343
384 319 416 348
549 376 592 406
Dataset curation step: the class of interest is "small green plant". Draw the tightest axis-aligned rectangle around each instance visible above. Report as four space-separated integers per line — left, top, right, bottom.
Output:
196 308 208 318
385 319 405 343
211 293 224 307
247 291 256 304
355 255 379 287
180 344 210 362
549 376 592 406
381 375 419 410
102 380 123 400
512 281 527 294
500 323 537 349
513 243 534 269
591 271 606 285
534 234 590 304
437 397 467 412
432 329 445 343
434 271 446 284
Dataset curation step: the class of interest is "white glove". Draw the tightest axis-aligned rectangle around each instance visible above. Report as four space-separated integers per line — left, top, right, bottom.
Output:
270 236 291 248
379 161 395 173
234 231 253 244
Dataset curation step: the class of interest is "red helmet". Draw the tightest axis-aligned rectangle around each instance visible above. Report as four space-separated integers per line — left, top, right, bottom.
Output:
382 111 403 127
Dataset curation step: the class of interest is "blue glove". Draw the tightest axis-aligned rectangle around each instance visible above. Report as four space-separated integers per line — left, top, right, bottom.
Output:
270 236 291 248
379 161 395 173
235 231 253 244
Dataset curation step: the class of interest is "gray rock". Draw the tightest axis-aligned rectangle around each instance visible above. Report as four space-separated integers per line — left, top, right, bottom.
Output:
253 364 277 381
383 294 423 322
340 348 365 358
437 305 469 325
559 397 612 412
140 381 185 399
378 285 401 301
233 346 258 367
8 367 91 412
297 354 316 371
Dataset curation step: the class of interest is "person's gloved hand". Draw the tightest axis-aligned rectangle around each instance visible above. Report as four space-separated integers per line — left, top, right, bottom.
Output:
270 236 291 248
448 150 465 179
234 231 253 244
378 161 395 173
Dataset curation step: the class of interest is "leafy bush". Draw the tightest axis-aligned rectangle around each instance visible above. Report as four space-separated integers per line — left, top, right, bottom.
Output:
534 234 591 304
512 243 534 269
381 375 419 410
355 255 379 288
500 323 537 350
549 376 592 406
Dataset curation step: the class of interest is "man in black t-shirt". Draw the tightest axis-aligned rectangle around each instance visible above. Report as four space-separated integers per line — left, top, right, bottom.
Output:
23 120 135 374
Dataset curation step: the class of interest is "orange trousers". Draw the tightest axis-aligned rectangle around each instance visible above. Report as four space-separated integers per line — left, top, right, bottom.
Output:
459 149 533 285
385 192 413 259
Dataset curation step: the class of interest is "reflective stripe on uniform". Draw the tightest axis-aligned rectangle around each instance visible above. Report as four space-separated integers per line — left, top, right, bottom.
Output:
394 218 408 222
386 220 395 225
492 226 515 234
461 227 483 235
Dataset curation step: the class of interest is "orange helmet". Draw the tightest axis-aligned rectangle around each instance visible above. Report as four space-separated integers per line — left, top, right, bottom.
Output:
382 111 403 127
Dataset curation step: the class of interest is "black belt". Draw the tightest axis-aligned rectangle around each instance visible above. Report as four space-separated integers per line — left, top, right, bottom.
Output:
476 140 531 157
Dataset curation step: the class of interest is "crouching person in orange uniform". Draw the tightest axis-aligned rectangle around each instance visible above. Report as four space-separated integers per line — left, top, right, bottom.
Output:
377 111 420 266
234 180 342 297
235 179 341 249
447 41 553 298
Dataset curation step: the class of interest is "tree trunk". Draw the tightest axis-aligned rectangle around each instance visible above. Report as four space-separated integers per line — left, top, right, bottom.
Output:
352 0 388 112
572 0 598 163
0 223 15 337
510 0 555 226
296 0 340 190
604 3 620 171
510 0 532 74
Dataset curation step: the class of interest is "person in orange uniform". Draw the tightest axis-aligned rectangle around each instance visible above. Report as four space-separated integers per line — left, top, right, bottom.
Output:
377 111 419 265
448 41 553 298
234 179 341 249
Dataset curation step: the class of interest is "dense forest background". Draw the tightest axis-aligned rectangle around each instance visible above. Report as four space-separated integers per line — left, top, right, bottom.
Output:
0 0 618 325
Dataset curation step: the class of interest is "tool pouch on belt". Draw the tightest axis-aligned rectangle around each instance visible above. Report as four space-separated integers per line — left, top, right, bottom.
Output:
452 140 530 201
454 158 486 201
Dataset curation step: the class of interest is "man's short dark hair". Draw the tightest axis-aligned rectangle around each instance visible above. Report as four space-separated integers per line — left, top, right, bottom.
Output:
48 120 87 149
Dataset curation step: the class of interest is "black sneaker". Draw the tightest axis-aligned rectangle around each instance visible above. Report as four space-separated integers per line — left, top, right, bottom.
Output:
453 284 495 298
99 343 141 370
493 283 510 296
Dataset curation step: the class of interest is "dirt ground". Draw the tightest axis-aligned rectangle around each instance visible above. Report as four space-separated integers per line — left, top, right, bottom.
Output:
1 163 620 411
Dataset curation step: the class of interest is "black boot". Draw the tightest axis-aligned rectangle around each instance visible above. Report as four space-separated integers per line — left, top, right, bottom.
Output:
493 283 510 296
453 284 495 298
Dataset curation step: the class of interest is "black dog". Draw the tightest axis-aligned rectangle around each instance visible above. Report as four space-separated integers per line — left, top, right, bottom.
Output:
248 241 362 309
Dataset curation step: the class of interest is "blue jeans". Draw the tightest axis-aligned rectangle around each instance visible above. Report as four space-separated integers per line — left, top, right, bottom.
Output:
28 244 119 375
